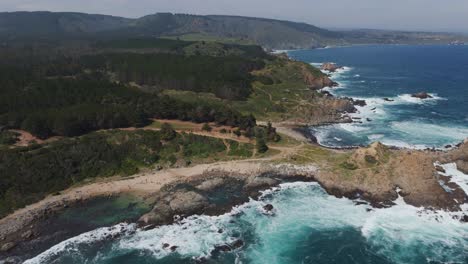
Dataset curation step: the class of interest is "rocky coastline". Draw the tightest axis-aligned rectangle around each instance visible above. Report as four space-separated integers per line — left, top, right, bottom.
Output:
0 163 317 262
1 57 468 263
2 140 468 262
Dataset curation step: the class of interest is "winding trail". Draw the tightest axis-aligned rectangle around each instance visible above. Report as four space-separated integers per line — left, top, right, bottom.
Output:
0 124 306 241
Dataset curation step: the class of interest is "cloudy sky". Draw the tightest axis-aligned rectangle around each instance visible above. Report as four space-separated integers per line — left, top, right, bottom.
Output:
2 0 468 32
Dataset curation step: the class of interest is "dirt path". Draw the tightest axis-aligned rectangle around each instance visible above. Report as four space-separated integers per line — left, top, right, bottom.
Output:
0 117 314 242
0 156 291 239
0 121 305 239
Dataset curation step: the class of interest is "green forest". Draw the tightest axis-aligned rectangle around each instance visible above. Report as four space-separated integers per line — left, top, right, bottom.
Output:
0 38 282 216
0 129 253 217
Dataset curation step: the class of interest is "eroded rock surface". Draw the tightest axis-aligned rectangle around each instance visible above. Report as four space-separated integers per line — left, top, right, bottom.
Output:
315 142 468 210
139 166 316 227
321 62 342 72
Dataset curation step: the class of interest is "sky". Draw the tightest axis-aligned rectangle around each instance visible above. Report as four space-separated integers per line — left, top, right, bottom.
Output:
2 0 468 32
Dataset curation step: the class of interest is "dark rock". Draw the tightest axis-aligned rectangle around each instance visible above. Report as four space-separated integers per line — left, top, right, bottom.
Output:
354 201 368 206
321 90 334 97
411 92 433 99
383 98 394 102
170 245 178 252
231 239 244 249
214 244 232 252
445 145 452 148
366 118 372 122
461 215 468 222
141 224 156 231
353 99 367 107
195 257 208 263
162 243 170 248
371 107 376 111
435 165 446 173
217 229 223 234
263 204 274 212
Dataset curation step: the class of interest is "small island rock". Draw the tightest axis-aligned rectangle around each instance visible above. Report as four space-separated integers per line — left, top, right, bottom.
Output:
411 92 433 99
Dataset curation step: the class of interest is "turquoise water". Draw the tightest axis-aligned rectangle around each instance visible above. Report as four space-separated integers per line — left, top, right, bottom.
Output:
289 45 468 149
24 182 468 264
22 45 468 264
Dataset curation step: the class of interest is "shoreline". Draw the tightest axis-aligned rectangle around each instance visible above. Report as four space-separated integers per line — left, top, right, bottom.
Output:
1 136 467 261
280 49 468 151
2 49 468 262
0 161 317 261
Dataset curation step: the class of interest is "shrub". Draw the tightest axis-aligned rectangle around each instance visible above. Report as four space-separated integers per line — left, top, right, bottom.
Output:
256 137 269 153
233 128 242 137
364 155 378 164
160 123 176 140
202 123 212 132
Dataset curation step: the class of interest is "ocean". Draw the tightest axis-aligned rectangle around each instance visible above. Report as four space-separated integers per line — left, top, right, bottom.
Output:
289 45 468 149
24 181 468 264
23 45 468 263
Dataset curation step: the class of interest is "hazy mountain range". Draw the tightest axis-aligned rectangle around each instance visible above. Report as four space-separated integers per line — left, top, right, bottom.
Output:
1 11 466 49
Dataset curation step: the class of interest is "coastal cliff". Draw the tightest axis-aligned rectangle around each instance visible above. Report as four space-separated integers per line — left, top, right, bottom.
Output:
1 44 467 263
315 142 468 210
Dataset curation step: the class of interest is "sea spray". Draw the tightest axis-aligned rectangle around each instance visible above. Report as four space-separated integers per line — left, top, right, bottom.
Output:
291 45 468 149
25 182 468 264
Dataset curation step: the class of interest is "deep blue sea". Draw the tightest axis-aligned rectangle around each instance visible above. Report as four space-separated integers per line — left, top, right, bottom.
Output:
289 45 468 149
23 46 468 264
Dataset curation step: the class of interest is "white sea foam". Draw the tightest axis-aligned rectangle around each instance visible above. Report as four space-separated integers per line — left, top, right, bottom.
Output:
368 134 385 141
436 163 468 195
25 182 468 264
338 123 369 133
378 139 430 150
24 223 136 264
395 93 446 104
271 49 291 54
361 194 467 264
391 121 468 143
310 62 323 67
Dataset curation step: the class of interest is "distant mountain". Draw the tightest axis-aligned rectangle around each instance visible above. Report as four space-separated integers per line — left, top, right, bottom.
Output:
0 11 131 38
0 11 466 49
130 13 346 49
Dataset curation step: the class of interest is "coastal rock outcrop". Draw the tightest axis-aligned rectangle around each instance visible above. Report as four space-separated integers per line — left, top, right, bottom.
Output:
315 142 468 210
411 92 433 99
321 63 342 72
302 65 338 90
138 165 316 227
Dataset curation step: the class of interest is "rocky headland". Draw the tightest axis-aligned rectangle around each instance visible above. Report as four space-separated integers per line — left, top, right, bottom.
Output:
321 62 343 72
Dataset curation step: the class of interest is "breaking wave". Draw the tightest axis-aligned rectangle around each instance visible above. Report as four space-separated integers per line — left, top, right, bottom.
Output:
25 182 468 264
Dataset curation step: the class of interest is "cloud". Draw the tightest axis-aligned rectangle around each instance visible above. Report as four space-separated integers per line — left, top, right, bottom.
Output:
1 0 468 32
